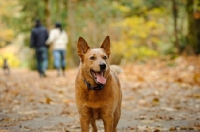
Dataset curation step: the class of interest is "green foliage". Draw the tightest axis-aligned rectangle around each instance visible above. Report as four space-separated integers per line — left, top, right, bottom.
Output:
0 53 21 67
0 0 198 67
0 29 15 48
74 0 120 47
0 1 18 48
111 5 168 63
112 42 158 62
28 52 37 70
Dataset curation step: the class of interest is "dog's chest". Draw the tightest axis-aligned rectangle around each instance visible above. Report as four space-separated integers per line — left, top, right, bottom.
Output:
88 90 104 99
83 91 109 108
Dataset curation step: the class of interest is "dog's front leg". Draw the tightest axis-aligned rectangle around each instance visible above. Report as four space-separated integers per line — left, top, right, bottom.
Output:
102 115 114 132
80 116 90 132
79 107 92 132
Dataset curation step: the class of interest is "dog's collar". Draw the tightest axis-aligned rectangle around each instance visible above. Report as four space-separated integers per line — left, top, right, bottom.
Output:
84 79 104 90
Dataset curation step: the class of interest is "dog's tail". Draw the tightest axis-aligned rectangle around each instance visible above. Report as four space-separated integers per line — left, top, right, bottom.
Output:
110 65 123 75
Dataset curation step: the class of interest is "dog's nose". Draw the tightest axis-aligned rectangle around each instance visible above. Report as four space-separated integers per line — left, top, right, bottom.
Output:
99 63 106 70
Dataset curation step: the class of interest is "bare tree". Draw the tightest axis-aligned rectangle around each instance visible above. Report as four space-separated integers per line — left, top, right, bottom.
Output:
172 0 180 53
44 0 51 29
68 0 79 66
186 0 200 54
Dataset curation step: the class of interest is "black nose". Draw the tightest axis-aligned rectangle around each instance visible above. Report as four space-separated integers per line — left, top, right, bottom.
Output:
99 63 106 70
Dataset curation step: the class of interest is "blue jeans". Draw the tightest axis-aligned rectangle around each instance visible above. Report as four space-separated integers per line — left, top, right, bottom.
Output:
53 50 66 70
36 47 48 75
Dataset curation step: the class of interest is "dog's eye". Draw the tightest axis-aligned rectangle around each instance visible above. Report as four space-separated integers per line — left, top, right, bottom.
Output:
90 56 95 60
103 56 107 60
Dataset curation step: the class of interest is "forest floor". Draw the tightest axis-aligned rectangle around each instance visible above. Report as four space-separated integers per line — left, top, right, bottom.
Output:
0 56 200 132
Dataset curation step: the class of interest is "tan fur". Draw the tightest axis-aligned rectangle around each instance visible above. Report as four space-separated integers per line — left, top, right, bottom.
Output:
75 36 122 132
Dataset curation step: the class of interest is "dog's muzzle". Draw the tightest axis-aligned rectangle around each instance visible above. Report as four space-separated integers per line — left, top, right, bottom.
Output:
99 63 106 71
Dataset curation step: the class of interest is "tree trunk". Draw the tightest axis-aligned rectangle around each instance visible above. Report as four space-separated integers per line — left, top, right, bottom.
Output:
68 0 79 66
186 0 195 54
55 0 62 22
44 0 51 29
195 0 200 54
44 0 53 69
172 0 179 53
186 0 200 54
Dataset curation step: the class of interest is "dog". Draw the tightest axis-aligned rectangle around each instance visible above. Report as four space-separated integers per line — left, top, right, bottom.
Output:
75 36 122 132
3 58 10 75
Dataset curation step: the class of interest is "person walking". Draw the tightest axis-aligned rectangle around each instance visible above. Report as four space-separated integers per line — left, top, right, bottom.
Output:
30 19 49 77
46 22 68 76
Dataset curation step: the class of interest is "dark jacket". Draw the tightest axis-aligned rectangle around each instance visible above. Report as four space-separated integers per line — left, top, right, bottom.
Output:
30 25 49 48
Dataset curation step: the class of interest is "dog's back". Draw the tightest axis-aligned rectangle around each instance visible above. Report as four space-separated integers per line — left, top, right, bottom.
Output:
110 65 123 75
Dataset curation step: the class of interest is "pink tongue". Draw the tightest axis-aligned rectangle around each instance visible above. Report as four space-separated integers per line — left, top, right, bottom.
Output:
96 72 106 84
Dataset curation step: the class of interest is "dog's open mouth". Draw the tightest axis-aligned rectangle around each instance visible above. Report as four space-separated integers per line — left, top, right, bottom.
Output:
90 70 106 84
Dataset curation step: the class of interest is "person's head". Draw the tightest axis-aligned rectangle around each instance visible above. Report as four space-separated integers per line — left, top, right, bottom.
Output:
55 22 62 32
35 19 41 27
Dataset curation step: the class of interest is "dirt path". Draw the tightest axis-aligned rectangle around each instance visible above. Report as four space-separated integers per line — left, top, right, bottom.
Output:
0 56 200 132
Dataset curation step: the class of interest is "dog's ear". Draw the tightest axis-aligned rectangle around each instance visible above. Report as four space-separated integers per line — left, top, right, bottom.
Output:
77 37 90 60
100 36 110 57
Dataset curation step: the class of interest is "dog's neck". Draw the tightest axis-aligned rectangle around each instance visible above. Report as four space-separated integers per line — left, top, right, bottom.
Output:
84 79 104 90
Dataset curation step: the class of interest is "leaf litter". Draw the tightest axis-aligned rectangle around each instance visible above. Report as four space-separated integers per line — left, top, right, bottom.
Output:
0 56 200 131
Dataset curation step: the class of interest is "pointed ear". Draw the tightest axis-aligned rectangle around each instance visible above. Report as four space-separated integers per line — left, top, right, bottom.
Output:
100 36 110 57
77 37 90 59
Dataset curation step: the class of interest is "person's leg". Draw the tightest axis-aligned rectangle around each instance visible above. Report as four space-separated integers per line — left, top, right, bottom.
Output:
60 50 66 76
53 50 61 76
36 48 43 77
41 47 48 77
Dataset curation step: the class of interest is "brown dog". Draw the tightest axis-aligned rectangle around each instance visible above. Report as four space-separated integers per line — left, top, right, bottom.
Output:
75 36 122 132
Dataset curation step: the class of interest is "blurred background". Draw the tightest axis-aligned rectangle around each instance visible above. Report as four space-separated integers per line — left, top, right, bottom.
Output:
0 0 200 69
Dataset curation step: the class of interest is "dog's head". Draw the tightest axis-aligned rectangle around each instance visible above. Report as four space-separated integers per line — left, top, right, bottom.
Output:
77 36 110 85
